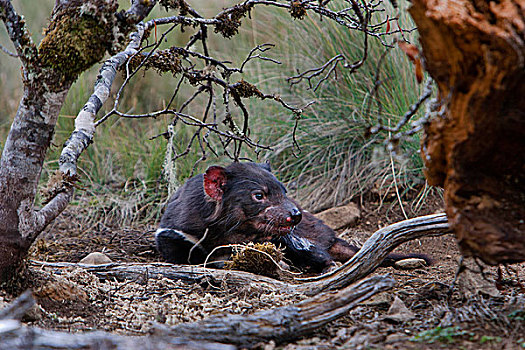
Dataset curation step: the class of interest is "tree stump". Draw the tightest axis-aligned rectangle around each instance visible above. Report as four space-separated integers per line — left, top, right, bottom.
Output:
410 0 525 264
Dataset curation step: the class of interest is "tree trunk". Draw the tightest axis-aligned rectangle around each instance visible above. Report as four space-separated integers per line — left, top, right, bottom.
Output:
0 0 156 282
0 86 70 280
410 0 525 264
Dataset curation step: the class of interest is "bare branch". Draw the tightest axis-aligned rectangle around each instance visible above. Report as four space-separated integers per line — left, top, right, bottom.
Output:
59 24 147 176
29 189 73 242
369 77 434 135
0 42 17 57
288 54 345 90
365 47 393 121
239 43 281 72
145 14 219 28
57 0 395 179
0 0 37 69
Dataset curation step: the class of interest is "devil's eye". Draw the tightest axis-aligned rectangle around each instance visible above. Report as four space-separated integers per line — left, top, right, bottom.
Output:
252 192 265 201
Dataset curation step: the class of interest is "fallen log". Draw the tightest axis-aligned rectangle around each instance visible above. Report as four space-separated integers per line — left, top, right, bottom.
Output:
29 260 292 292
0 319 235 350
31 213 450 295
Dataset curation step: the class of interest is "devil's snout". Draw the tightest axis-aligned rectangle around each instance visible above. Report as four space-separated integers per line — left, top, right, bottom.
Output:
286 207 302 226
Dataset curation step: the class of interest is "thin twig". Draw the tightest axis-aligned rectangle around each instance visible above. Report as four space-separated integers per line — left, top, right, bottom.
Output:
0 42 17 57
370 77 434 135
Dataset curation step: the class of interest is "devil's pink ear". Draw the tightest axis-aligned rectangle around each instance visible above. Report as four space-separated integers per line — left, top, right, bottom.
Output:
203 166 227 201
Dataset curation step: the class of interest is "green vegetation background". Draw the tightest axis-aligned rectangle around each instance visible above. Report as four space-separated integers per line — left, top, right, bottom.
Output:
0 0 429 227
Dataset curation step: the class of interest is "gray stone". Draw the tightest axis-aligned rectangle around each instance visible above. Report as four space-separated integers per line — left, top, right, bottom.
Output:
394 258 428 270
384 296 415 323
79 252 113 265
315 203 360 230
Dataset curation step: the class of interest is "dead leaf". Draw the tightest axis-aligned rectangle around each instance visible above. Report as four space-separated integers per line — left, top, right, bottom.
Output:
384 296 415 323
398 42 419 62
398 42 423 83
415 59 424 83
457 264 501 298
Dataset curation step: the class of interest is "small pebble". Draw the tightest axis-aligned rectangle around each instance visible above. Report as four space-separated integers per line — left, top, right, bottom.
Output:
394 258 427 270
79 252 112 265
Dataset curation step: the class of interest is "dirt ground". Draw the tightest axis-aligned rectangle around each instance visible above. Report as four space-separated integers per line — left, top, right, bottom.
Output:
2 190 524 349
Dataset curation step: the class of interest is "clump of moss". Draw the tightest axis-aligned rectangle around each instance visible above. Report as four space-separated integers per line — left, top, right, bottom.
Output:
231 80 265 99
290 1 307 20
127 48 182 76
214 3 253 38
38 0 118 88
225 242 284 278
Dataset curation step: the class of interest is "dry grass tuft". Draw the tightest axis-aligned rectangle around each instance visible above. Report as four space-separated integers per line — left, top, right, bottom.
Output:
225 242 285 278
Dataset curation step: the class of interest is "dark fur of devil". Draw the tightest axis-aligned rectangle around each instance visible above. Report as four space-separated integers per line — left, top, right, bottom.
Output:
155 162 431 272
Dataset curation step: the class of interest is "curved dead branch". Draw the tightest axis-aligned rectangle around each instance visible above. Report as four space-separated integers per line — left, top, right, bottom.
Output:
0 319 235 350
152 274 394 348
297 213 449 295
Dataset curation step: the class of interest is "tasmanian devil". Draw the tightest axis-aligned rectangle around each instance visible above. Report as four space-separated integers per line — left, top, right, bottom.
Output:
155 162 429 272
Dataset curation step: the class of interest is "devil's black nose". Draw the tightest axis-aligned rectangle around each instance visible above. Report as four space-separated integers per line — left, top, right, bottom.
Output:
287 208 302 226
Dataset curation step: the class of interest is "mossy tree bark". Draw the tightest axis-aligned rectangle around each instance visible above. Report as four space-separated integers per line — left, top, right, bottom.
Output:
0 0 156 282
409 0 525 264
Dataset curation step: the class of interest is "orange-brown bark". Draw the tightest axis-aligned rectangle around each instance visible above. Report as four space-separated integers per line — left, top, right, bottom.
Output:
410 0 525 264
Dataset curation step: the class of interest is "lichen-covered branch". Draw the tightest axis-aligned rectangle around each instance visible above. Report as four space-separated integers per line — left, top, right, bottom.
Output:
30 190 73 242
0 0 38 69
0 0 158 281
59 24 146 176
